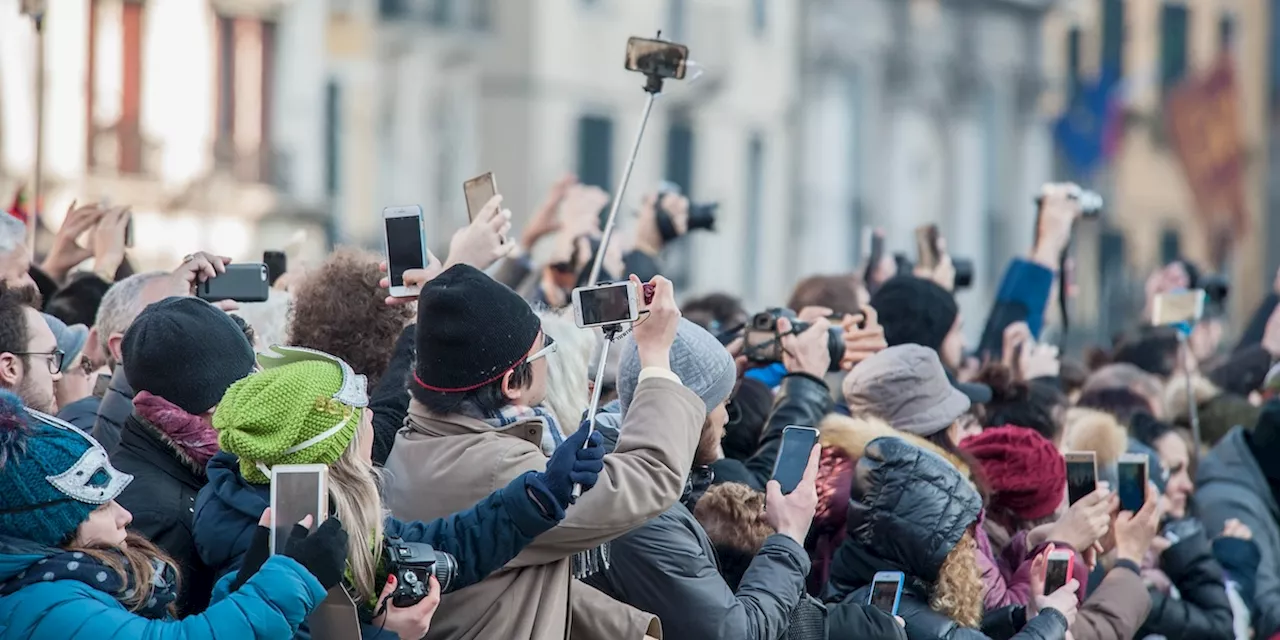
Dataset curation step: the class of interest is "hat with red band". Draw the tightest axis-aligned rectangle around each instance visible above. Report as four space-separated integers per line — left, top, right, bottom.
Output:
413 264 542 393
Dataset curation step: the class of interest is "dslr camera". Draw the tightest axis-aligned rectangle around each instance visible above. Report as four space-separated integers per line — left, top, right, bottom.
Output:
655 181 718 242
384 536 459 607
743 308 845 373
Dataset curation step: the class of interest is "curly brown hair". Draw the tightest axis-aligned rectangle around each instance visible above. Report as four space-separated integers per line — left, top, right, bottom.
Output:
930 529 984 628
287 248 413 387
694 482 774 590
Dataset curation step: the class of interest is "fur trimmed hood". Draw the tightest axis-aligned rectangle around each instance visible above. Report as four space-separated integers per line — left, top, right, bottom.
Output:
1063 408 1128 468
819 413 970 477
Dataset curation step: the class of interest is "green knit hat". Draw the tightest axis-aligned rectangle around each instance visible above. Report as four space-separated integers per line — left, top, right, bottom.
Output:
213 345 370 484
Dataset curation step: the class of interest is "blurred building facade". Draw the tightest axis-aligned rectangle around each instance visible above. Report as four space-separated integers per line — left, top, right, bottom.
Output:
1043 0 1271 340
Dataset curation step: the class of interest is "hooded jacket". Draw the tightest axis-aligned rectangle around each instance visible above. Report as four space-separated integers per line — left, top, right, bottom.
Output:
0 533 325 639
1196 426 1280 638
823 437 1068 640
192 451 563 638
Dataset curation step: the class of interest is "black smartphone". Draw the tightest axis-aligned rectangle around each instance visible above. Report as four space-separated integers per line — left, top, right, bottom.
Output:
1117 454 1148 512
197 263 270 303
1065 451 1097 505
382 206 427 298
263 251 287 287
771 426 819 494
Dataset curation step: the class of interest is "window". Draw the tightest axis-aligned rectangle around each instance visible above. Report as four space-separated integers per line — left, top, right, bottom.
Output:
1161 3 1190 91
120 0 144 173
324 80 341 196
665 117 694 194
744 134 764 298
215 14 236 153
576 115 614 194
378 0 408 19
211 14 277 181
1219 12 1237 53
429 0 452 25
1160 227 1181 265
260 20 277 183
470 0 492 30
667 0 685 41
1101 0 1124 74
1067 27 1082 92
752 0 766 34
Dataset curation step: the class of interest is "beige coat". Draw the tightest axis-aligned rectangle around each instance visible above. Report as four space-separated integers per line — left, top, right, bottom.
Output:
383 375 705 640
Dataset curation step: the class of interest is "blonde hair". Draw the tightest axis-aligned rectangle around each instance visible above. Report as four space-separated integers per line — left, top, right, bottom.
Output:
930 529 984 628
68 533 180 617
535 308 595 435
328 421 386 605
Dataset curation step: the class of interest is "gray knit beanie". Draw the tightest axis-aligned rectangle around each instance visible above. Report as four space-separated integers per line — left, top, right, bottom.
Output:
617 318 736 417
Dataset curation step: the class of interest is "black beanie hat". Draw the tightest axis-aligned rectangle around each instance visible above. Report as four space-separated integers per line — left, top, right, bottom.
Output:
870 276 959 352
122 296 256 415
414 264 541 393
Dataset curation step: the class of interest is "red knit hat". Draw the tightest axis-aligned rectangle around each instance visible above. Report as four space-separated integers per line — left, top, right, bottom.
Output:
961 426 1065 522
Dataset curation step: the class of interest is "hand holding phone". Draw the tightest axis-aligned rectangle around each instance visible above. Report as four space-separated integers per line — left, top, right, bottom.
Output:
383 206 428 298
1065 451 1098 506
1151 290 1206 327
1042 549 1074 595
770 426 820 494
766 433 820 544
463 173 499 224
868 571 905 616
446 196 515 271
197 263 270 303
1117 454 1149 513
572 281 640 329
269 464 330 555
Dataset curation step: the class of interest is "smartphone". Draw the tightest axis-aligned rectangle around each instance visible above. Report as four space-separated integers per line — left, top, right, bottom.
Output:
197 263 270 303
1152 289 1207 326
382 206 427 298
1117 453 1149 512
263 250 287 287
624 36 689 80
867 571 905 615
1044 549 1074 595
771 425 819 495
463 172 498 222
124 217 134 248
571 281 639 328
269 464 329 555
1065 451 1097 506
915 224 940 271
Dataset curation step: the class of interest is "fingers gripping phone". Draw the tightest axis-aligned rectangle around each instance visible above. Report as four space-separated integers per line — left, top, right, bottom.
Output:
269 464 329 555
572 281 640 329
1065 451 1097 506
197 263 270 303
771 426 819 495
1044 549 1074 595
463 172 498 223
1117 453 1149 512
868 571 905 616
382 205 427 298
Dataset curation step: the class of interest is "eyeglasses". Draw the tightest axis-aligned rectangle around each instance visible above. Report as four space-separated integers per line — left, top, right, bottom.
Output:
13 349 65 375
527 335 558 364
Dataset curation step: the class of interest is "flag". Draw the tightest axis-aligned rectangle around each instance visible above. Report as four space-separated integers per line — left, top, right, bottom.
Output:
1053 68 1122 175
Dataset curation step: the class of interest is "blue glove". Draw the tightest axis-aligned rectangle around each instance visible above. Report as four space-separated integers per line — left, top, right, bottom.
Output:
535 421 606 511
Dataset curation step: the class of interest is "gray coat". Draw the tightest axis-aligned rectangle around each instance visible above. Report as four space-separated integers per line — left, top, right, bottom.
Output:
588 416 811 640
1194 426 1280 638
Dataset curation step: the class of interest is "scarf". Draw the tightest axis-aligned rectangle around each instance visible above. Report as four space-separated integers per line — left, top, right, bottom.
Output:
133 391 220 469
0 549 178 618
482 405 564 456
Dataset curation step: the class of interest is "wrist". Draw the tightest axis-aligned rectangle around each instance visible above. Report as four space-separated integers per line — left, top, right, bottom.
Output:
638 348 671 371
1029 242 1064 269
1115 549 1144 566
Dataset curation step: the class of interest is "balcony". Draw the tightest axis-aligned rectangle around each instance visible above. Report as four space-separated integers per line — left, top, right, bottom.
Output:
212 137 284 186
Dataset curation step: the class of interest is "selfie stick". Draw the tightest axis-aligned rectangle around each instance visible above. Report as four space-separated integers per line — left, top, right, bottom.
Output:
587 36 670 286
571 324 624 499
1176 331 1202 463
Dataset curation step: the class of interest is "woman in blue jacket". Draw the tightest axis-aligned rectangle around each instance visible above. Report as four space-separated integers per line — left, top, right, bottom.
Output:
0 391 346 639
192 346 603 638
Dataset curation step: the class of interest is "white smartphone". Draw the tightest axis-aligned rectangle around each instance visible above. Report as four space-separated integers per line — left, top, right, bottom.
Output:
1064 451 1097 506
1117 453 1149 513
269 464 329 555
571 281 639 329
382 205 427 298
1151 289 1206 326
868 571 905 616
463 172 498 222
1044 549 1074 595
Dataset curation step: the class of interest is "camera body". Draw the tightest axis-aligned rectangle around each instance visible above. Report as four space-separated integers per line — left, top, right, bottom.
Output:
384 537 458 607
893 254 975 290
744 308 845 373
656 181 718 242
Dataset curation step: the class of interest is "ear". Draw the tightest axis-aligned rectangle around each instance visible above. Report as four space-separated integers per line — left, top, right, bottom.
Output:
0 353 22 388
500 371 524 403
107 332 125 366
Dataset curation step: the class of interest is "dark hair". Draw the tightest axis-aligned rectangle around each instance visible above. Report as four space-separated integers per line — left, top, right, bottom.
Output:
409 360 533 419
1129 412 1174 449
975 363 1066 442
787 274 863 317
45 273 112 328
1111 326 1181 379
1058 356 1088 396
228 314 256 347
1076 387 1153 427
682 293 747 336
288 249 414 388
0 284 39 369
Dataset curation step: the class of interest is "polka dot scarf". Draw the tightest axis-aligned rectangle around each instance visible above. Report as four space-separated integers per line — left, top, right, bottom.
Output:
0 549 178 618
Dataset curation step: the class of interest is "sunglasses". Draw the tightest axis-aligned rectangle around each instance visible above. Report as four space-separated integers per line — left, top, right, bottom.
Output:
527 334 558 363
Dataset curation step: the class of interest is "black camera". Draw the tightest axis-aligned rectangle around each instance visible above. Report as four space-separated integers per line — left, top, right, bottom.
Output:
1034 186 1103 219
384 537 458 607
743 308 844 373
892 254 975 290
655 181 718 242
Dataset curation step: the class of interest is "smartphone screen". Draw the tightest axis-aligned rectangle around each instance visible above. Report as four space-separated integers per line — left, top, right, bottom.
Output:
385 214 426 288
624 37 689 80
1152 290 1206 326
915 225 939 271
269 465 329 555
771 426 819 494
1118 459 1147 512
575 283 635 327
1065 454 1097 505
869 577 902 614
1044 556 1070 594
464 173 498 222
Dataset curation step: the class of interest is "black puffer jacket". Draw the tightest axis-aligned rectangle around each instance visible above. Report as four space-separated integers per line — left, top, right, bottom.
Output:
1138 524 1235 640
824 437 1068 640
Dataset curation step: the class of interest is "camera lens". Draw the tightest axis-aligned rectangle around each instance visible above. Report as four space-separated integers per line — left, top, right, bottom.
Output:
432 549 459 594
953 258 974 290
826 327 845 373
687 203 718 232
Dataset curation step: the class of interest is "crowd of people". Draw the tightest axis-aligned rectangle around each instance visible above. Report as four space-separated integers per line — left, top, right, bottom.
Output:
0 176 1275 640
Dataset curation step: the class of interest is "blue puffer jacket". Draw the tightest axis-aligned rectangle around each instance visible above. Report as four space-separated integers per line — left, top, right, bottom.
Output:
193 452 561 638
0 534 325 639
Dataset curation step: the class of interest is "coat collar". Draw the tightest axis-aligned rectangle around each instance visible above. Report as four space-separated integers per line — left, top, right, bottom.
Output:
119 413 206 488
405 400 544 448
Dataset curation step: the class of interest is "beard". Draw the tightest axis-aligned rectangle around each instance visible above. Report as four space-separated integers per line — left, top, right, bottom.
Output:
16 375 57 414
